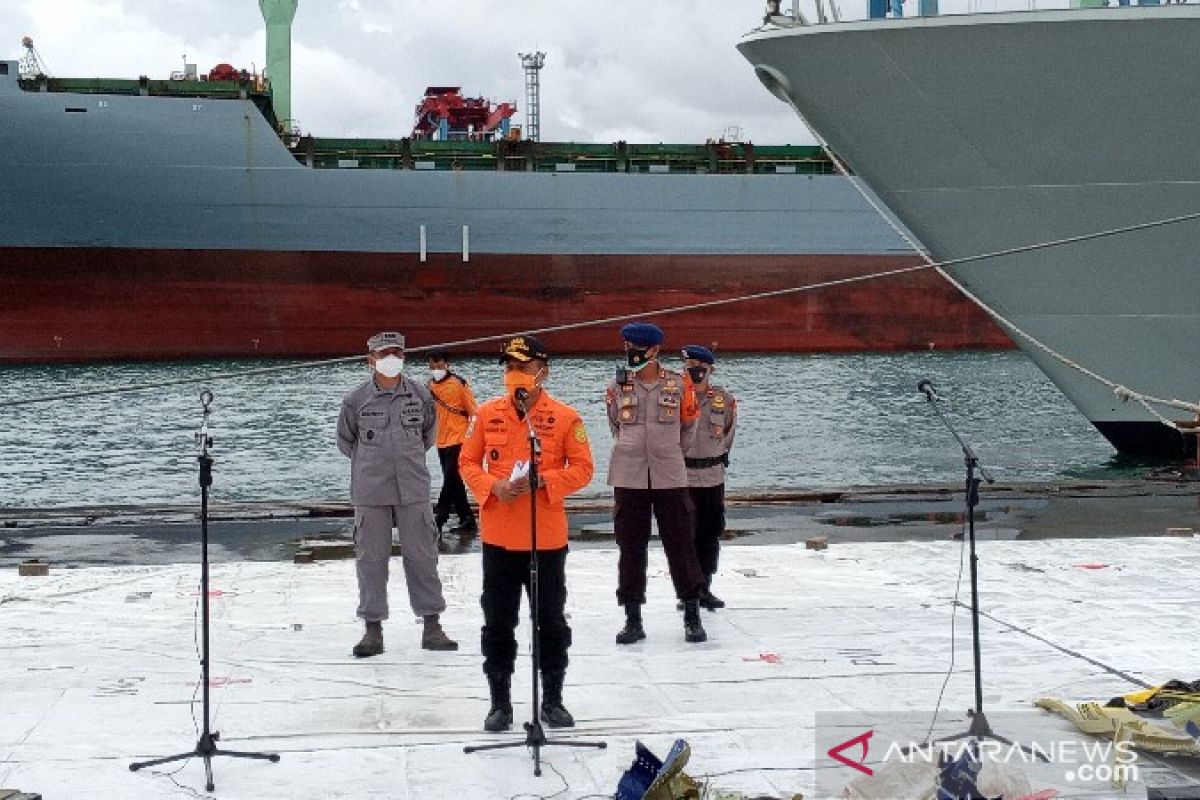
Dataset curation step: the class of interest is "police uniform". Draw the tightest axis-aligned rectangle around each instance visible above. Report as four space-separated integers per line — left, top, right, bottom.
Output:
682 344 737 607
459 335 594 731
607 322 707 644
337 332 454 655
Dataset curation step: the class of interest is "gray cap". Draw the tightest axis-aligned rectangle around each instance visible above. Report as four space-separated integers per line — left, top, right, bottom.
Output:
367 331 405 352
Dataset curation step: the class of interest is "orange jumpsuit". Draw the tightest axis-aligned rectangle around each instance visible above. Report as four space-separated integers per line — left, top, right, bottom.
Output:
429 372 478 528
459 389 594 677
459 390 594 550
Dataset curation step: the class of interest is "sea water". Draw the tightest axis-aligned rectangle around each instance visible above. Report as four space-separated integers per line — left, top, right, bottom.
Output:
0 351 1139 509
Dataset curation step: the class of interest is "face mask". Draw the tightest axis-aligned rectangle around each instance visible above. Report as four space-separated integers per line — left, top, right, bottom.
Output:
374 355 404 378
504 370 541 404
686 365 709 383
430 368 448 381
626 347 654 369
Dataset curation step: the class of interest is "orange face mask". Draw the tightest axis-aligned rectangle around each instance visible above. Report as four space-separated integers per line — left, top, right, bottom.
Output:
503 369 541 403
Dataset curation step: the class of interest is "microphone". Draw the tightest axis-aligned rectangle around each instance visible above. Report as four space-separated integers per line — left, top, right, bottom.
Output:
514 387 529 411
917 379 938 401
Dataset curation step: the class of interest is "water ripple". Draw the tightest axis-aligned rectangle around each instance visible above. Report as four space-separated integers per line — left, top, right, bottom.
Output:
0 352 1124 508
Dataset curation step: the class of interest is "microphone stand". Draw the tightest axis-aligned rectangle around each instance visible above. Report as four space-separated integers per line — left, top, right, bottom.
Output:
130 390 280 790
916 382 1042 759
464 391 606 776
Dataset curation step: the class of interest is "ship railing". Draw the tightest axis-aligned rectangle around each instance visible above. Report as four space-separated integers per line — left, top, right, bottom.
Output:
762 0 1180 26
286 137 839 174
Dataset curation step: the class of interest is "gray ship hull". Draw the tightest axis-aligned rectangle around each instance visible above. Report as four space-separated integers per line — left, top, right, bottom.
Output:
739 7 1200 457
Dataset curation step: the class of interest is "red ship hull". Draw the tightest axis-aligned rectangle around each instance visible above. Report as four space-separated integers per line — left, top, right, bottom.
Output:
0 248 1012 362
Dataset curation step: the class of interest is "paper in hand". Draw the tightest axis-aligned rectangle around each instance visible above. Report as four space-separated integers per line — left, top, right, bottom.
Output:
509 460 530 481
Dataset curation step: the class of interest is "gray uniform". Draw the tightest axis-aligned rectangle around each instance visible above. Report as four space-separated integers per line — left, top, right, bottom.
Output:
606 366 705 604
605 368 697 489
684 385 737 488
337 375 447 622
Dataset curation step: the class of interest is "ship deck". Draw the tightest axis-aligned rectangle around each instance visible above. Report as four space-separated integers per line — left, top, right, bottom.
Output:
4 502 1200 798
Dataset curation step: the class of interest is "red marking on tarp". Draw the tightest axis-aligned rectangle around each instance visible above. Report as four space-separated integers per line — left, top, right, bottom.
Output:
1073 564 1109 570
741 652 782 664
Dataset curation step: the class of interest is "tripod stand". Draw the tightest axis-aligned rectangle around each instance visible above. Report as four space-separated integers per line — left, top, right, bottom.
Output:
130 390 280 790
464 394 606 776
915 380 1038 756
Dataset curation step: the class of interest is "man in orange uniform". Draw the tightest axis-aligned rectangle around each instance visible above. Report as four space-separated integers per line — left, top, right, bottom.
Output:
459 335 595 733
427 348 478 534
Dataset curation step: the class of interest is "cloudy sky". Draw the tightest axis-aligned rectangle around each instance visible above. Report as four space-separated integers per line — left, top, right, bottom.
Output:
9 0 818 145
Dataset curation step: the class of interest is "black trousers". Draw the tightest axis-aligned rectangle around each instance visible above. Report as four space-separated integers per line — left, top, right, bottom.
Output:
480 543 571 677
613 487 705 605
435 444 473 522
689 484 725 577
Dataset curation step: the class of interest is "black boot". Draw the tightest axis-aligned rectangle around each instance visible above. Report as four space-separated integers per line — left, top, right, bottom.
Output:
699 574 725 611
352 620 384 658
450 517 478 535
540 669 575 728
483 673 513 732
433 503 449 532
615 603 646 645
683 600 707 643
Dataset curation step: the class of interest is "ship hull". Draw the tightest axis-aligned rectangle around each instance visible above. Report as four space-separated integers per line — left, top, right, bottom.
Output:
0 58 1008 363
0 247 1007 361
739 7 1200 457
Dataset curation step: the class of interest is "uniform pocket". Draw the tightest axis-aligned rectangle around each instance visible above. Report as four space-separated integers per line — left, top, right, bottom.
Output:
358 412 387 445
657 393 679 423
617 394 640 424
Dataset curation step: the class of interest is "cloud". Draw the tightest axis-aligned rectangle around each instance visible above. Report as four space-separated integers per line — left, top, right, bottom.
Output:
14 0 814 145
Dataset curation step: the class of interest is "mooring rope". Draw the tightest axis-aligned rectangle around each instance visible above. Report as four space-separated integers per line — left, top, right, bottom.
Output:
4 164 1200 418
785 96 1199 427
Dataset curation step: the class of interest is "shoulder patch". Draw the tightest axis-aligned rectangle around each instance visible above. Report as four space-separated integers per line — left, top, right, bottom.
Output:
572 422 588 443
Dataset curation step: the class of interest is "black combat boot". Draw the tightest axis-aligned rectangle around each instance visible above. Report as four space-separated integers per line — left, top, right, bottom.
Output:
683 600 708 643
540 669 575 728
615 603 646 645
699 574 725 611
483 673 513 732
352 620 384 658
433 503 449 532
450 517 478 535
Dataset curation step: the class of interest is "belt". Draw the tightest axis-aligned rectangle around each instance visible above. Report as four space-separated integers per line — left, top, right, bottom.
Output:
685 454 728 469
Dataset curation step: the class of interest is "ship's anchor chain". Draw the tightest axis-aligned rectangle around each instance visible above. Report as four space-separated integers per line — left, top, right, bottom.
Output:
789 97 1200 429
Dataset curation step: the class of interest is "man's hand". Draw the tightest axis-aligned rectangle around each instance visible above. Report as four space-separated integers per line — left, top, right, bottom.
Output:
490 477 531 502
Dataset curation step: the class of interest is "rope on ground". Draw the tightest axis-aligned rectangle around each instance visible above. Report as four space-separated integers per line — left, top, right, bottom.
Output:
788 96 1200 426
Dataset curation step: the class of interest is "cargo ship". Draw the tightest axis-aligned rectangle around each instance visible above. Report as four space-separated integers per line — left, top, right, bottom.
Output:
738 5 1200 457
0 12 1009 363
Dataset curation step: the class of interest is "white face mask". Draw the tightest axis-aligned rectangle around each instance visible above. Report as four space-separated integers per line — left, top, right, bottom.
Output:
430 368 448 381
374 355 405 378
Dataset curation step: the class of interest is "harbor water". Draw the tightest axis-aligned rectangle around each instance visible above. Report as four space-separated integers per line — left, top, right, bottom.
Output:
0 351 1142 510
